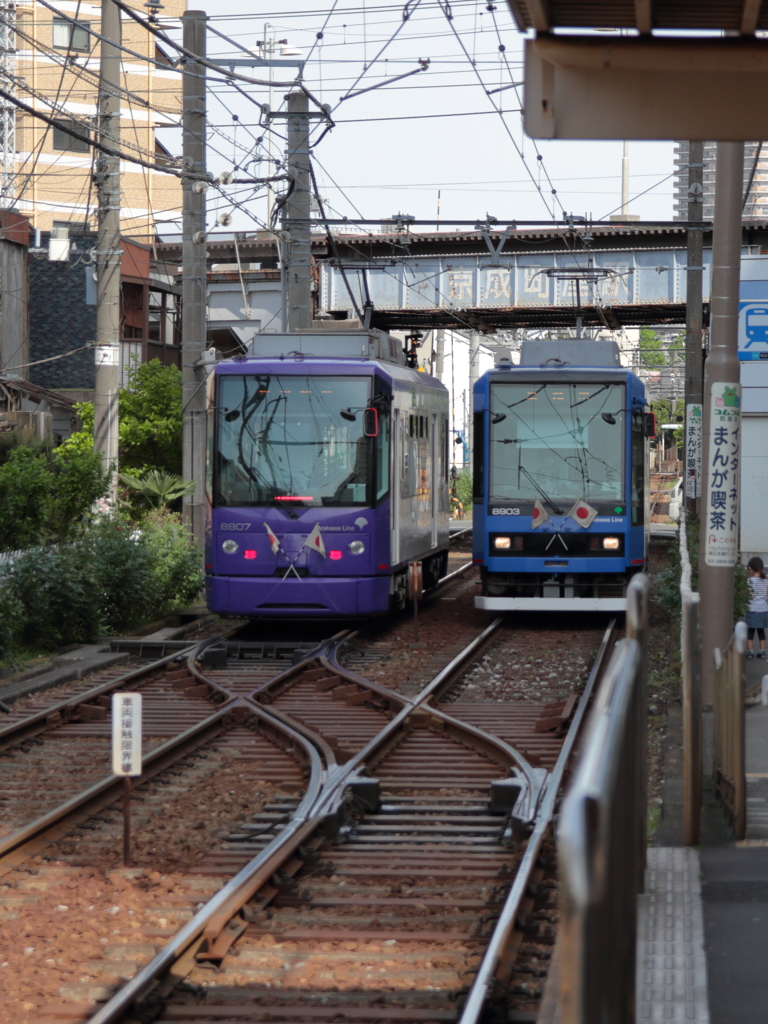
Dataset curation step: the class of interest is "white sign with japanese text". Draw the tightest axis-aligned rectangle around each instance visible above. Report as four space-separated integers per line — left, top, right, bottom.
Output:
112 693 142 776
704 382 741 568
685 403 702 499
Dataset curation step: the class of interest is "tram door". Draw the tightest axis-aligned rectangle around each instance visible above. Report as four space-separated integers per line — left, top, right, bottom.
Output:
431 412 438 548
391 408 401 565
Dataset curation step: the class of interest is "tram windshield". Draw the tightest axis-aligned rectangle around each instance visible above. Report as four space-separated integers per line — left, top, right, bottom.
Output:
489 382 626 508
214 375 379 507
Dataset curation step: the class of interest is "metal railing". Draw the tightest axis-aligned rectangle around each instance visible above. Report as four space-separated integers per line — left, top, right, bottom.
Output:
679 508 702 845
557 574 649 1024
713 620 747 840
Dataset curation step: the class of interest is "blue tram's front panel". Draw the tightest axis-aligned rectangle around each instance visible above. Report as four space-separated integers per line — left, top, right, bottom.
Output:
473 350 649 612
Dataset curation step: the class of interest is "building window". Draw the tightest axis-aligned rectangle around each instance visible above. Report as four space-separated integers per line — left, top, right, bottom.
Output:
52 119 90 153
52 18 91 52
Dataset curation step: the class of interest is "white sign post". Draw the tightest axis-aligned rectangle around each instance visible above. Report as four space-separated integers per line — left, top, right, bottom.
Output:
703 382 741 568
112 693 142 867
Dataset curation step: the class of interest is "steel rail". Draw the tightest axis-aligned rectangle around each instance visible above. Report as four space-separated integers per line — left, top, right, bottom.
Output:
86 703 324 1024
0 703 234 875
0 646 196 750
458 618 617 1024
0 623 245 751
0 628 323 873
85 616 533 1024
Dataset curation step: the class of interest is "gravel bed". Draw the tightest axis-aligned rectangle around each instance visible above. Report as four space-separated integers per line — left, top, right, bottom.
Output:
0 740 284 1023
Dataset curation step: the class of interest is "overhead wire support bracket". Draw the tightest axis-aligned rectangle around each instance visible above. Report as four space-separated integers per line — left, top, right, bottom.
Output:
339 59 430 103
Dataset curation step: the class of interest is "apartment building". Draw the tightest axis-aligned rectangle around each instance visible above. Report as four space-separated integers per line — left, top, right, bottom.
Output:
673 141 768 221
10 0 184 238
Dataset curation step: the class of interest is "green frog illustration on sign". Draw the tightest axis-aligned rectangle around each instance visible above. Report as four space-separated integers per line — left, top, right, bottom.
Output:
715 386 741 409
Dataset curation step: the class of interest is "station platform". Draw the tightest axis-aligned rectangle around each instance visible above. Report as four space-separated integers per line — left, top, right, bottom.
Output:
644 698 768 1023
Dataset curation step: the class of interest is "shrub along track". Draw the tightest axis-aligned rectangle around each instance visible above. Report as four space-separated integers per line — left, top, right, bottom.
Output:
21 618 617 1024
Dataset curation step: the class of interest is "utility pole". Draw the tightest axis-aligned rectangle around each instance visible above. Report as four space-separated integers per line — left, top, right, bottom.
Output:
698 141 744 704
0 2 17 207
468 331 481 461
684 140 705 514
264 29 275 226
621 140 629 215
181 10 207 548
435 328 445 381
93 0 121 497
282 90 312 331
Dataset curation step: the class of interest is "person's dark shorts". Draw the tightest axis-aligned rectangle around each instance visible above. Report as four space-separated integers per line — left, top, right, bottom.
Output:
746 611 768 629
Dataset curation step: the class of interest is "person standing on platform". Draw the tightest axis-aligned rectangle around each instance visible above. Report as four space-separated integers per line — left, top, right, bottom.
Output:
746 556 768 659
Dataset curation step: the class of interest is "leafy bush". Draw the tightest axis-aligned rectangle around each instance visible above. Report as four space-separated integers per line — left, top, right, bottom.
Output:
140 510 204 616
87 517 155 631
0 511 202 657
0 441 108 551
2 542 105 650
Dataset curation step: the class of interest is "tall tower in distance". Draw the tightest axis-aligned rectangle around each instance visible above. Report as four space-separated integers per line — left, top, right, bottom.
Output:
674 141 768 221
10 0 185 239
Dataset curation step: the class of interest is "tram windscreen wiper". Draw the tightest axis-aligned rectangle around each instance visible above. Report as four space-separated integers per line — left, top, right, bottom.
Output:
517 465 564 515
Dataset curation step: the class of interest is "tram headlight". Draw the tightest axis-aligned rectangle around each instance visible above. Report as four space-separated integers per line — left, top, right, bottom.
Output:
348 540 365 554
222 539 239 554
603 536 620 550
494 536 511 549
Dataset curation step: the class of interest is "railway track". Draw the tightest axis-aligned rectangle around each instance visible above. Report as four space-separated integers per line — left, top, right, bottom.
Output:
11 617 611 1024
0 550 614 1024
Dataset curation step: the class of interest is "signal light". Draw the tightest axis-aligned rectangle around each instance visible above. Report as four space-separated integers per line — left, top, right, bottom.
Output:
329 550 342 560
243 550 257 559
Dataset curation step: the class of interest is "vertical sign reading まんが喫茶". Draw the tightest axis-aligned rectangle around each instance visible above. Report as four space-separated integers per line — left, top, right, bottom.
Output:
704 382 741 567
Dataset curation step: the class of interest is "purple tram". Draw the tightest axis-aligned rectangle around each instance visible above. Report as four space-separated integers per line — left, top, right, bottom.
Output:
205 329 450 618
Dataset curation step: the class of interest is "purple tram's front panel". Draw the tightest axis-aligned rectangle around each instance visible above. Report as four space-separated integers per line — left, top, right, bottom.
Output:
206 504 392 617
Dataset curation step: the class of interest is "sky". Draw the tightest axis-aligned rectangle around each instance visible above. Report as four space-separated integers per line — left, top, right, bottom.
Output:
156 0 677 235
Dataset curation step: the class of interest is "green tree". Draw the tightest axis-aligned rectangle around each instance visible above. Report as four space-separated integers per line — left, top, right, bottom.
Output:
119 358 183 475
638 329 667 369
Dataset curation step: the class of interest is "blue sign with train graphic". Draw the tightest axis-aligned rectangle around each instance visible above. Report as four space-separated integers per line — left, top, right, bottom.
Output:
739 300 768 360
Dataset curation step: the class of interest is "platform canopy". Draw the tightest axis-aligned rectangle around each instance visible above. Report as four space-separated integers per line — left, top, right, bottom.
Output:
507 1 768 35
510 2 768 139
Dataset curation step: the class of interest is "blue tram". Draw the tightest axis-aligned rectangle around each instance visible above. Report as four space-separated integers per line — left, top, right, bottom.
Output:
205 329 450 618
472 339 654 612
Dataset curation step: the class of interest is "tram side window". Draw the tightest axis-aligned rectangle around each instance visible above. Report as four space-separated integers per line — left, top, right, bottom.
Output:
444 416 449 481
473 412 484 502
631 411 645 525
375 413 390 502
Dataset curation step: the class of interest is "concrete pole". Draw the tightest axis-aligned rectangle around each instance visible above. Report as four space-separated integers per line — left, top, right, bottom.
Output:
435 328 445 381
621 140 629 215
698 141 744 704
181 10 207 549
93 0 122 498
468 331 481 461
685 140 705 514
282 91 312 331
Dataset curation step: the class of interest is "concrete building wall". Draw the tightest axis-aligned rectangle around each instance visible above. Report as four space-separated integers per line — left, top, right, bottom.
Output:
13 1 185 238
0 239 29 376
